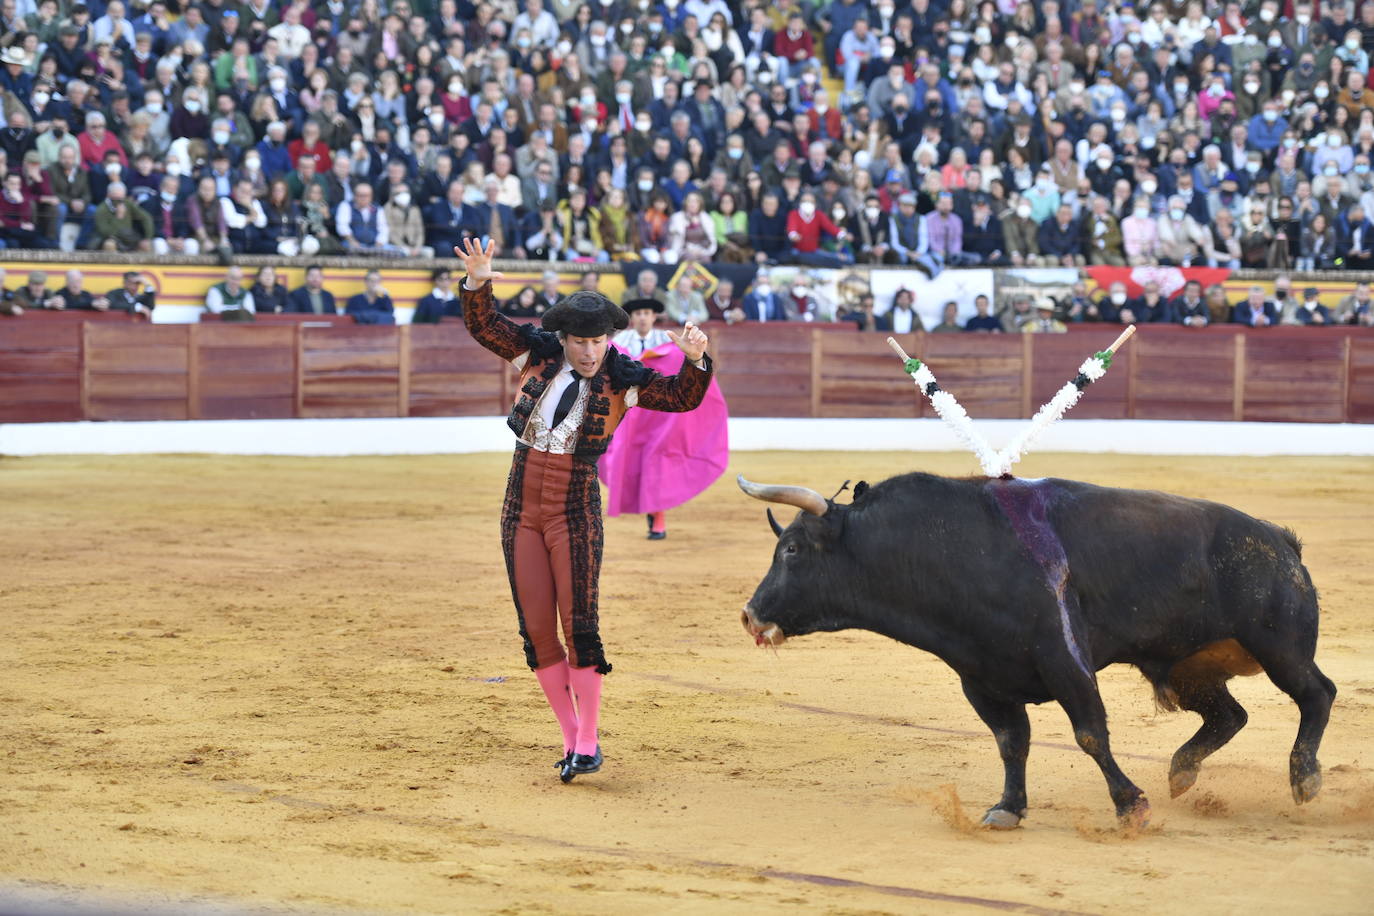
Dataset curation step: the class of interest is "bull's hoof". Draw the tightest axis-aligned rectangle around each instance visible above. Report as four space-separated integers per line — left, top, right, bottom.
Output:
980 807 1023 830
1117 797 1151 830
1168 766 1198 798
1291 766 1322 805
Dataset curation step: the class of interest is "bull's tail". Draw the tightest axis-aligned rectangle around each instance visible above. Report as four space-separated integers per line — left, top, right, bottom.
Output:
1151 681 1180 713
1137 663 1181 713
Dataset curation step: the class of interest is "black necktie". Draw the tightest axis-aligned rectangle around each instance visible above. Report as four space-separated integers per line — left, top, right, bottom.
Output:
551 372 581 429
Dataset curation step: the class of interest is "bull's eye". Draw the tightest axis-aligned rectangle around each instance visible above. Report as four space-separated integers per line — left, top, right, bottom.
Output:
783 544 798 556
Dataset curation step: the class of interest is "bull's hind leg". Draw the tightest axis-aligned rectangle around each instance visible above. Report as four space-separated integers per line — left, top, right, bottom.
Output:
1167 677 1248 798
960 678 1030 829
1247 649 1337 804
1045 670 1149 827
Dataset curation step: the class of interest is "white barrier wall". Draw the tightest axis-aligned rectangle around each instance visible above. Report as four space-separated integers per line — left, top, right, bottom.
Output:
3 417 1372 457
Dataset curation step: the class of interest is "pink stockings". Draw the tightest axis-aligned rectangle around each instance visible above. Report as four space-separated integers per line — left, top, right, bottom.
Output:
534 661 579 754
567 665 602 756
534 661 603 756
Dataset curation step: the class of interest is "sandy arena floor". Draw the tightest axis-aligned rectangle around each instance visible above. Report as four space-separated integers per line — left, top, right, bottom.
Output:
0 450 1371 915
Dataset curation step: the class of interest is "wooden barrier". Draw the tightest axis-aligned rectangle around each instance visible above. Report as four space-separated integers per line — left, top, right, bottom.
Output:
84 323 190 421
408 323 503 417
0 320 85 422
2 319 1372 424
195 324 298 420
709 322 839 418
299 324 402 418
1350 338 1374 423
1130 327 1237 421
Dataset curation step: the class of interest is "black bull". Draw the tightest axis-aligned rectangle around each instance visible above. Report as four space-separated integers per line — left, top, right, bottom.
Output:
737 472 1336 829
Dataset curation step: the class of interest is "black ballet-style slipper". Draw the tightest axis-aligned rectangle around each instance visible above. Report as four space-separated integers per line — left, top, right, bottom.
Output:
560 746 602 783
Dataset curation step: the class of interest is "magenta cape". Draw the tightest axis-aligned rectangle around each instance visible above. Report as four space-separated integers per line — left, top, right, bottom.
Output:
598 342 730 516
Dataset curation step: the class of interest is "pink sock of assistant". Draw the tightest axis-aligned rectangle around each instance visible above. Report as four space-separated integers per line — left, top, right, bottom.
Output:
533 660 579 754
568 665 603 756
650 511 666 534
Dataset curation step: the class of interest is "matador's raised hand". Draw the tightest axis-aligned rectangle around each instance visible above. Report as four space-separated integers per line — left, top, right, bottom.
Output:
457 239 505 288
667 321 709 363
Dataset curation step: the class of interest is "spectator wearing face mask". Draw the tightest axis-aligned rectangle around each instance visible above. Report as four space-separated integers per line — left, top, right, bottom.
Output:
150 174 198 255
1247 100 1288 154
1314 131 1353 181
787 190 852 268
1287 287 1334 325
1121 196 1160 266
171 88 209 142
1091 282 1124 324
854 195 896 265
1156 196 1210 266
1002 198 1044 267
256 120 293 180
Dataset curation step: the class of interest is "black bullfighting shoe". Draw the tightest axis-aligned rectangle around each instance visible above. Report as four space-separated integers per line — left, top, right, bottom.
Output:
571 747 602 774
555 751 572 770
561 747 603 783
647 530 666 540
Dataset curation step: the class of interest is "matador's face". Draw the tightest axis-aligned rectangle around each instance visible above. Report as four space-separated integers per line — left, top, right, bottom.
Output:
565 334 609 378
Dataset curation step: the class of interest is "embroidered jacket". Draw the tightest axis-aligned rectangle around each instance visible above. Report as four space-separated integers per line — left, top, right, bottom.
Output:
461 279 714 463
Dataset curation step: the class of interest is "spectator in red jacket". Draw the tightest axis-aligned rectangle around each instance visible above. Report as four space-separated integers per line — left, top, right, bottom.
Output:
807 89 844 142
76 111 126 170
773 12 815 82
287 119 332 173
786 189 851 267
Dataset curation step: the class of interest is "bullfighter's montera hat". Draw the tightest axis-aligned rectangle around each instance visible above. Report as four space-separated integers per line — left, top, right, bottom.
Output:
622 298 665 314
542 291 630 338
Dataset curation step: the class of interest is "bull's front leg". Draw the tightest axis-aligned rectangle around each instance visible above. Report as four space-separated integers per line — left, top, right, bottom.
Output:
960 679 1030 829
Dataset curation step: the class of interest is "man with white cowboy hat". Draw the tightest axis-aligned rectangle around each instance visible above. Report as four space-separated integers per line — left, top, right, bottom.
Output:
0 46 33 100
1022 297 1068 334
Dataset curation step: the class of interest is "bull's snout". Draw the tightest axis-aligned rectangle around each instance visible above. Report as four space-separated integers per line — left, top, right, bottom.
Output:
741 605 785 648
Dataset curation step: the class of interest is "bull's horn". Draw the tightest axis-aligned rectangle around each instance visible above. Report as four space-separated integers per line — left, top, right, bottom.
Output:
737 475 828 517
766 508 784 537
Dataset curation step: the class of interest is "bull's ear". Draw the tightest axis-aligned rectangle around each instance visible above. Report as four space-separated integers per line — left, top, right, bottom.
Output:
766 508 783 538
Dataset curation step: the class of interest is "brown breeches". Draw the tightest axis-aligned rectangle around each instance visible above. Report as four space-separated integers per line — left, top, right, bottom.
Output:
499 448 611 673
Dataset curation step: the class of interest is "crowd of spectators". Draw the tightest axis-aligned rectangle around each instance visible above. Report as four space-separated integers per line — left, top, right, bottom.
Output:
829 274 1374 329
7 0 1374 273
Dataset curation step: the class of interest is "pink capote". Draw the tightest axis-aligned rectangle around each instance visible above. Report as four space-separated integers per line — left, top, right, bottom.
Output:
598 341 729 516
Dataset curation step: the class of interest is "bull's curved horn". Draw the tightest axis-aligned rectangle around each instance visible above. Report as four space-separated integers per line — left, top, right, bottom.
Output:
766 508 784 537
737 475 828 517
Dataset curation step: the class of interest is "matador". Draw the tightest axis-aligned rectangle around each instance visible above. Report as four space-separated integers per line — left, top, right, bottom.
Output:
458 240 714 782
